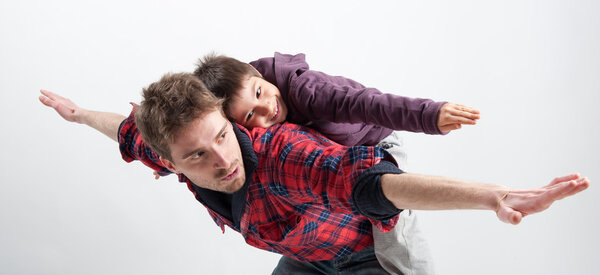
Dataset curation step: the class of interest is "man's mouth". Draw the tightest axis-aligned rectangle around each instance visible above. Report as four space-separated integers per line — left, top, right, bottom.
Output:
221 166 239 181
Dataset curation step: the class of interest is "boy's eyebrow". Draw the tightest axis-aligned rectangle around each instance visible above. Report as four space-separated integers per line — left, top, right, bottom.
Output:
180 122 228 159
249 77 257 96
241 78 258 122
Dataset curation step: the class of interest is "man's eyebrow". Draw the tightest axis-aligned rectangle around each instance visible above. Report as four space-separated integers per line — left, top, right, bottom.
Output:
215 122 228 140
181 147 203 160
180 122 228 160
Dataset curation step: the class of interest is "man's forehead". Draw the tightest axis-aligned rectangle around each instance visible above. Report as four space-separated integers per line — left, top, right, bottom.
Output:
173 108 229 144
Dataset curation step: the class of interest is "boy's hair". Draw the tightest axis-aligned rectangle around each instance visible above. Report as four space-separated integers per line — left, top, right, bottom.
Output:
193 53 261 114
135 72 224 162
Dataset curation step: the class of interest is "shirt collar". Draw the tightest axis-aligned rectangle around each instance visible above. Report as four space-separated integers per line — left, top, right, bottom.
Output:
231 123 258 228
188 123 257 229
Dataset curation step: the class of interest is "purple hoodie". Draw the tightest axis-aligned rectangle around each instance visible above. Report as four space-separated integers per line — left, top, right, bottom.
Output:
250 52 446 146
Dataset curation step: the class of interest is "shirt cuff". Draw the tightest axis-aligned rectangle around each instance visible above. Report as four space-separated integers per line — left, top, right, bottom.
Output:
352 160 403 221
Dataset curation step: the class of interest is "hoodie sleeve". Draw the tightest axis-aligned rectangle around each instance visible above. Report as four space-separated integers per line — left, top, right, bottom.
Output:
257 52 447 135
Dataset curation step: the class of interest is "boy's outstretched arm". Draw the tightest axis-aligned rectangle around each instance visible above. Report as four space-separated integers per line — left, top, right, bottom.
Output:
380 173 589 225
437 102 481 133
39 89 126 142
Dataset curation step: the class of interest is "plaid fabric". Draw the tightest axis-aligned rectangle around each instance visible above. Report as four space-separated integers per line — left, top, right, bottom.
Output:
118 106 398 261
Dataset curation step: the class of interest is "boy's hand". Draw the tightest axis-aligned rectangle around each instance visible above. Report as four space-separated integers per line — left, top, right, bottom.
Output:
39 89 86 124
437 103 480 133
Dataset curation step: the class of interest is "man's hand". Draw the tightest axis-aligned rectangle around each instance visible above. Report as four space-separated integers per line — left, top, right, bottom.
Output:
381 172 590 225
39 89 86 124
39 89 126 142
437 102 480 133
496 174 590 225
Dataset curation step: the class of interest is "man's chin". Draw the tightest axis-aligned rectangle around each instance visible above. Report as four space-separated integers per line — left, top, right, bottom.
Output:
222 177 245 194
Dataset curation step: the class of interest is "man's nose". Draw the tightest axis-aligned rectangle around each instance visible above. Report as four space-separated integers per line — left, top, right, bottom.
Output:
213 149 231 169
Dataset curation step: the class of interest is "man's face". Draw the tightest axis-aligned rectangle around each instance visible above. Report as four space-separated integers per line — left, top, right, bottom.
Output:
227 76 288 129
162 109 246 194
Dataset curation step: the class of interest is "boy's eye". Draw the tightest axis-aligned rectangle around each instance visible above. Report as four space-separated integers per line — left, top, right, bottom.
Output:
256 88 261 98
246 110 254 121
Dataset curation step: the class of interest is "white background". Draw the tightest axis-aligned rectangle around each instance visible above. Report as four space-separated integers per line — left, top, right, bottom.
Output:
1 0 598 274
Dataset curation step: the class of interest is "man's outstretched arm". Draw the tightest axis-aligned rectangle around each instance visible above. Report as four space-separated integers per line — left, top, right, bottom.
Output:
39 89 125 142
381 173 589 225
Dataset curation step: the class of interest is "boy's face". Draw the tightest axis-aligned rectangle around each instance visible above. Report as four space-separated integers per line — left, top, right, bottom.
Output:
161 109 246 194
228 76 288 129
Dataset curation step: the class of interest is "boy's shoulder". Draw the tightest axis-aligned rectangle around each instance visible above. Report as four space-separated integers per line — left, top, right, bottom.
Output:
250 52 310 90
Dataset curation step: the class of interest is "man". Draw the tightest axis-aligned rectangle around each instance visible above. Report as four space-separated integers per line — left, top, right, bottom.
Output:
39 73 589 274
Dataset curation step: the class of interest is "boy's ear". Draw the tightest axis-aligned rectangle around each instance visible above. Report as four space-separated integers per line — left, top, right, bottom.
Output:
249 65 263 78
160 156 181 174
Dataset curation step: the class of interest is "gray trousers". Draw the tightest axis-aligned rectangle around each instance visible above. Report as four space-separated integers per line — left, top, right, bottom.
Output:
374 132 436 275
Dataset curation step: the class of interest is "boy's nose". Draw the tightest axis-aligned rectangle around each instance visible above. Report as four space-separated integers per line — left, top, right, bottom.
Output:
257 100 274 115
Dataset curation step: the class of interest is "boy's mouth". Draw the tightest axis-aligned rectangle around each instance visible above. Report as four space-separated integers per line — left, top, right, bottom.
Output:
271 101 280 121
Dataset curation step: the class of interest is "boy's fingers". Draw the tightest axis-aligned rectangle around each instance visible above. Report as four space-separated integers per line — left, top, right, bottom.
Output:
446 108 481 119
446 115 477 125
447 108 480 120
440 124 461 132
450 103 480 114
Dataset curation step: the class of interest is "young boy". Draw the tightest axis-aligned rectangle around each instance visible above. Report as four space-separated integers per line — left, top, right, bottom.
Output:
189 52 480 274
194 52 479 143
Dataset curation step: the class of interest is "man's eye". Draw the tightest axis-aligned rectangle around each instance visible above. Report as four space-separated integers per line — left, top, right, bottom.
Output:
218 132 226 142
256 88 261 98
191 152 204 159
246 110 254 121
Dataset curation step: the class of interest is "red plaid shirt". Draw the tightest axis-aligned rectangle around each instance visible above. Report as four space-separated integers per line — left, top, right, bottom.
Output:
118 107 399 261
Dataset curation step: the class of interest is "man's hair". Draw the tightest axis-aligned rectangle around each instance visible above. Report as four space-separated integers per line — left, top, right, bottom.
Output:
193 53 261 114
135 72 224 162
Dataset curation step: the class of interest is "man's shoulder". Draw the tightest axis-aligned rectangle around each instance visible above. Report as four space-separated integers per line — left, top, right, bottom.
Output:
249 122 339 156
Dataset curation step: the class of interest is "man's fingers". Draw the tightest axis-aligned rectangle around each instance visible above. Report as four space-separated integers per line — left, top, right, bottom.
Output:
510 211 523 225
40 89 56 100
546 174 580 187
39 90 61 108
497 175 589 224
39 94 63 110
40 89 63 101
497 206 523 225
38 95 52 107
540 180 581 205
555 177 589 200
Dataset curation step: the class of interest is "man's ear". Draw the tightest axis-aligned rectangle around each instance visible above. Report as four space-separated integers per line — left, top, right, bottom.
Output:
160 156 181 174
